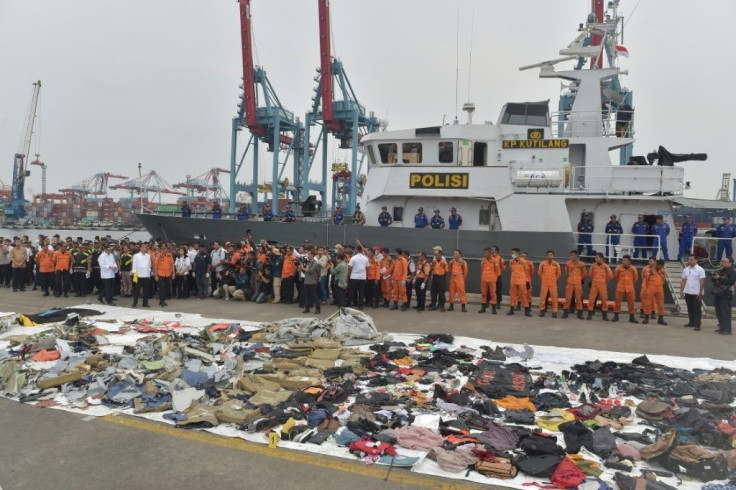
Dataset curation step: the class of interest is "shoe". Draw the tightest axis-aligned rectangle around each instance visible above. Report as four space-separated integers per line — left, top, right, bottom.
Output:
577 310 584 320
132 303 137 308
447 304 454 311
552 313 557 318
684 323 693 327
63 293 68 298
562 311 569 319
611 313 619 322
515 305 521 311
315 308 321 314
427 305 436 311
400 304 408 311
524 308 532 317
586 311 593 320
97 297 105 305
694 325 700 331
506 308 514 315
642 316 649 324
43 292 49 297
602 311 609 321
639 310 645 319
142 303 150 308
657 316 667 326
478 305 487 314
650 312 656 319
302 309 310 313
539 310 545 317
629 314 639 324
718 330 732 335
461 305 467 313
416 306 424 312
160 302 167 307
439 306 446 312
389 302 398 310
491 305 497 314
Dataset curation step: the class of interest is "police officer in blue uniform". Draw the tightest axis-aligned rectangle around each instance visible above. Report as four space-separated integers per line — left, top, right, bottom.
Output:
651 215 670 260
414 207 428 228
181 201 192 218
282 207 296 223
605 214 623 260
577 212 594 256
333 205 345 225
237 204 250 221
211 201 222 219
262 204 274 222
448 207 463 230
631 214 649 260
677 214 698 261
430 209 445 229
377 206 393 227
716 217 735 262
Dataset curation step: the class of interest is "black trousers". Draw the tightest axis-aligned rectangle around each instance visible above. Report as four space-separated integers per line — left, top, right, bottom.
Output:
0 264 10 286
349 279 365 307
406 279 414 306
98 278 115 304
415 278 427 308
496 276 503 307
714 293 732 333
158 277 172 304
11 267 25 291
174 275 188 298
133 277 151 306
684 293 702 327
55 270 70 295
281 276 295 303
334 285 346 307
40 272 54 293
73 271 87 295
304 283 320 311
430 275 446 307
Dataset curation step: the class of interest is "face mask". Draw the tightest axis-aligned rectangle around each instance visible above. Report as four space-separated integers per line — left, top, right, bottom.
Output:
511 254 517 259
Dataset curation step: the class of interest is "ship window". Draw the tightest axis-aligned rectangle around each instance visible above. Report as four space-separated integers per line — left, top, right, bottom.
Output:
402 142 422 164
392 206 404 222
366 145 377 166
438 141 454 163
378 143 398 164
479 208 490 225
473 142 487 167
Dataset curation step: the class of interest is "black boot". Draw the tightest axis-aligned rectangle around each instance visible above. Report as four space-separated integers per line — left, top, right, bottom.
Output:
552 312 557 318
524 307 532 317
602 311 609 321
478 304 487 314
389 302 398 310
427 304 436 311
586 311 593 320
461 305 467 313
611 313 619 322
562 310 569 319
639 309 645 319
382 300 390 308
506 308 514 315
539 310 545 317
577 310 584 320
447 304 454 311
642 316 649 324
657 315 667 325
629 314 639 324
400 303 409 311
650 312 656 319
491 305 497 314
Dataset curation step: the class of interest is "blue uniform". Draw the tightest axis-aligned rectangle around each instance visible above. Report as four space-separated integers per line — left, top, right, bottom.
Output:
212 205 222 219
448 214 463 230
631 221 649 259
715 223 735 261
605 221 623 259
651 222 670 260
577 219 594 256
430 215 444 229
677 221 698 260
283 211 296 223
414 213 428 228
262 210 274 222
378 211 392 227
333 211 345 225
237 208 250 221
181 205 192 218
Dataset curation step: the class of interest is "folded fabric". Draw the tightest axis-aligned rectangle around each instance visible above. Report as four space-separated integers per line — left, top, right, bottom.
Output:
494 395 536 411
396 426 444 451
375 454 419 467
427 447 480 473
536 408 575 432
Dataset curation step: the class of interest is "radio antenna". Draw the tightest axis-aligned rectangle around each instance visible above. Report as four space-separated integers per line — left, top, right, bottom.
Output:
454 5 459 123
467 8 474 101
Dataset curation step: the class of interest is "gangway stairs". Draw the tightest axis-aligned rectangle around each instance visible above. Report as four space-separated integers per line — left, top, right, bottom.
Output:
664 260 708 315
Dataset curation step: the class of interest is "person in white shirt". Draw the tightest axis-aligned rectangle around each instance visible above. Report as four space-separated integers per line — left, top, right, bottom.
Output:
186 243 199 297
132 243 152 307
97 243 118 305
348 244 370 309
174 247 191 298
210 241 225 296
680 254 706 330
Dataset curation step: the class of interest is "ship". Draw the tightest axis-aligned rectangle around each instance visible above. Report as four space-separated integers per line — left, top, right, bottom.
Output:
138 1 734 282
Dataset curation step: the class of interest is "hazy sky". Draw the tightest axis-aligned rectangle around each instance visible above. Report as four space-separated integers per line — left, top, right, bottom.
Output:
1 0 734 201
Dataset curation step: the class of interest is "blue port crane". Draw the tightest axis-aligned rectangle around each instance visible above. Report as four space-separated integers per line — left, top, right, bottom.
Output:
10 80 42 220
302 0 379 215
229 0 306 216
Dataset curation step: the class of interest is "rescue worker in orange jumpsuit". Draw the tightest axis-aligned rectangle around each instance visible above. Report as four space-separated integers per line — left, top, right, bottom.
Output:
446 250 468 312
538 250 561 317
155 246 175 307
413 251 431 312
390 248 409 311
379 247 393 308
640 256 657 320
53 243 73 297
479 247 500 314
507 248 532 316
428 246 448 311
36 240 55 296
522 252 535 309
562 250 586 319
613 254 640 323
642 259 667 325
365 248 381 308
587 252 613 320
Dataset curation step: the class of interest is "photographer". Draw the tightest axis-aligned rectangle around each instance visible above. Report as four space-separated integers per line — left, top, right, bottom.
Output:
299 248 321 314
253 262 273 303
712 256 735 335
270 247 283 303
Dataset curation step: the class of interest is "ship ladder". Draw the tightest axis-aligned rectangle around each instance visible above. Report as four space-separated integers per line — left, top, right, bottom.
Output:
663 260 708 316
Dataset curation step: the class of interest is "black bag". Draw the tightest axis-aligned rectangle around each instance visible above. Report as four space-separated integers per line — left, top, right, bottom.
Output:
515 453 564 477
559 420 594 454
591 426 616 457
519 433 565 456
662 445 730 482
504 409 535 425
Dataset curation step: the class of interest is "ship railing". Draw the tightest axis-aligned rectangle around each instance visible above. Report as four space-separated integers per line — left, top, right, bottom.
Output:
691 236 736 268
146 209 332 223
567 165 684 195
577 232 663 263
550 109 634 139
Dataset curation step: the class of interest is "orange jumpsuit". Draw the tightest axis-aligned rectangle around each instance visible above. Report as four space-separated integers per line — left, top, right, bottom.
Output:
366 257 380 281
642 267 666 316
36 249 56 273
524 259 535 305
508 258 529 308
587 262 613 311
614 264 639 314
391 256 408 303
448 258 468 305
53 250 72 272
156 253 174 278
640 265 653 313
564 260 586 311
538 260 561 313
480 257 500 306
380 256 394 301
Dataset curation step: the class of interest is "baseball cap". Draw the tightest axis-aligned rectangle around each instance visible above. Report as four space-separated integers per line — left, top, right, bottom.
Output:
432 245 442 253
418 207 423 211
450 207 457 212
381 205 387 210
433 209 440 213
610 214 616 219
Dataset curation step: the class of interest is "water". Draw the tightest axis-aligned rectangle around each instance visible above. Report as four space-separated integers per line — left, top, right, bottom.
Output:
0 227 152 243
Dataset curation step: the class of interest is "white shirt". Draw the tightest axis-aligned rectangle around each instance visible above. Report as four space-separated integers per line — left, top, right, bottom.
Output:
348 253 369 280
681 264 706 295
98 251 118 279
132 251 152 278
210 248 225 272
187 248 198 264
175 256 191 274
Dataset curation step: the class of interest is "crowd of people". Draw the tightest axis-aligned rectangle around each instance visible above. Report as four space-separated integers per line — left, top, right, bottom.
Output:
1 230 733 334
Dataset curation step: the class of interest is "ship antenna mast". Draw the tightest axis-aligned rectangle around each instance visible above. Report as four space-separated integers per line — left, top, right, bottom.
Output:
454 5 459 124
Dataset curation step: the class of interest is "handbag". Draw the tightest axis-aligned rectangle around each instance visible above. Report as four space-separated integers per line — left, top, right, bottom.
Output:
474 457 518 479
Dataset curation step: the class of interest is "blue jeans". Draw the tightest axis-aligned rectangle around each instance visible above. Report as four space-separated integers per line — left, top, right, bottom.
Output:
633 237 648 259
319 275 328 301
577 234 593 256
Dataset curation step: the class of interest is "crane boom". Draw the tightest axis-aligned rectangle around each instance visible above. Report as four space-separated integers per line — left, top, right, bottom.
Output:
318 0 340 131
239 0 264 136
11 80 42 219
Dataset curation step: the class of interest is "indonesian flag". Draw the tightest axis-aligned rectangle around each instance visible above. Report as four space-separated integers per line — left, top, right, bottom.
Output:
615 45 630 57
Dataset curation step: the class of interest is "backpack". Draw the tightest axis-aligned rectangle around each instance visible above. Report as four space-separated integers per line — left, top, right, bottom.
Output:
505 409 536 425
515 453 564 477
549 457 587 488
559 420 593 454
639 429 678 461
636 400 674 421
567 403 602 421
519 433 565 456
662 445 730 482
590 426 616 457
